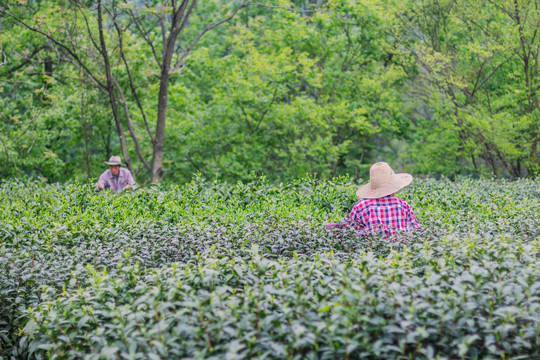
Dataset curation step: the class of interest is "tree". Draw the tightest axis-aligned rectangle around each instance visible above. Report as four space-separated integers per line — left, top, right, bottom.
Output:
0 13 114 181
388 0 539 178
162 0 412 182
0 0 306 183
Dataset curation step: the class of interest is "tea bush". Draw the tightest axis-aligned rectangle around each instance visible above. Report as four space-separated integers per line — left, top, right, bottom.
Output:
0 176 538 359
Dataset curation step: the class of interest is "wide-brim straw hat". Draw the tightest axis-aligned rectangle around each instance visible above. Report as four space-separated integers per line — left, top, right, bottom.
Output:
104 155 125 166
356 162 413 199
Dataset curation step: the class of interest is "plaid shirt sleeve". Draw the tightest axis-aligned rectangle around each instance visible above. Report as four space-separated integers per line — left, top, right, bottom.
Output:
401 199 421 230
326 200 370 231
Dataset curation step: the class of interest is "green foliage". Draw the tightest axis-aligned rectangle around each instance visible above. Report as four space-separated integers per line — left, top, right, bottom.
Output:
1 0 414 184
0 177 538 358
166 0 411 182
0 2 124 182
386 0 540 178
1 0 539 181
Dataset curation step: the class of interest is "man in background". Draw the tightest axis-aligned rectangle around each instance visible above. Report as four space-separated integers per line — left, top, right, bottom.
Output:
96 156 135 192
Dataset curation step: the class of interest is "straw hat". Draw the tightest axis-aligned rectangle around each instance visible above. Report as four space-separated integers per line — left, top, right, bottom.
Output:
356 162 413 199
104 155 125 166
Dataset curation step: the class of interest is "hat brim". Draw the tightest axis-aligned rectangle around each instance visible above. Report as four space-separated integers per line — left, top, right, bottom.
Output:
356 173 413 199
104 161 125 166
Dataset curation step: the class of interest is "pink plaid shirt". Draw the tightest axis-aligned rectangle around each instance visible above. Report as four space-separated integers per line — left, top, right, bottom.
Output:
328 195 420 236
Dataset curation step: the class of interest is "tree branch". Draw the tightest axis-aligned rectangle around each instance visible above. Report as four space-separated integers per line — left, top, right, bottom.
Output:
249 3 317 12
112 17 156 145
126 8 162 68
112 77 152 172
173 0 254 73
471 51 518 98
177 0 197 35
0 8 108 92
167 0 191 57
0 46 44 75
97 0 135 177
159 1 168 51
71 0 103 55
0 45 6 67
252 85 279 134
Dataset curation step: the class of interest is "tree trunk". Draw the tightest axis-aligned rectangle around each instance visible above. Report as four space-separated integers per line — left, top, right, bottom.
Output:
150 1 192 184
150 37 175 184
513 0 539 175
151 74 168 184
97 1 135 179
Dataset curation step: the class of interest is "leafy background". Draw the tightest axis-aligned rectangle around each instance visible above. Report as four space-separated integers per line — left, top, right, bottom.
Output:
1 0 538 183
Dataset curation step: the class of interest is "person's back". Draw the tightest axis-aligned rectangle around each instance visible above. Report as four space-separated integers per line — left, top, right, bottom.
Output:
327 162 420 236
346 194 419 236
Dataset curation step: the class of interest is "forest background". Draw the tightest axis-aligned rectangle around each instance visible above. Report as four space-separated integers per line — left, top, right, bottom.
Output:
0 0 538 184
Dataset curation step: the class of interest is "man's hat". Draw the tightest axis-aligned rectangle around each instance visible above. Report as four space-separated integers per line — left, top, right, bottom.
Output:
104 155 125 166
356 162 413 199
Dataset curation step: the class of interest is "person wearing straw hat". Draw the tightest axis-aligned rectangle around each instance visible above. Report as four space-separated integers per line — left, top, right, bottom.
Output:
96 156 135 192
326 162 420 236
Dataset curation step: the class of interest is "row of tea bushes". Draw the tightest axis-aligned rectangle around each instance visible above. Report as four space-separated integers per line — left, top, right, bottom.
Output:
25 237 539 359
2 177 538 238
0 176 539 358
0 221 412 358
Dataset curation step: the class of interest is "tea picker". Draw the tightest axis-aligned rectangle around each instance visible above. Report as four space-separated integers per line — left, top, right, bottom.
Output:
326 162 420 236
96 156 135 193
